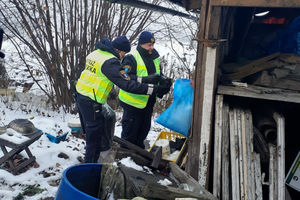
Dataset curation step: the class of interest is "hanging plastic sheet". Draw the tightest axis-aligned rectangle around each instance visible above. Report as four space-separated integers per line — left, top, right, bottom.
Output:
155 78 193 136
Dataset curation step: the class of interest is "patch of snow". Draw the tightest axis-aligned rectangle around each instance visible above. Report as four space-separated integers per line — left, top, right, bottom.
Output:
158 178 172 186
0 128 29 144
119 157 143 171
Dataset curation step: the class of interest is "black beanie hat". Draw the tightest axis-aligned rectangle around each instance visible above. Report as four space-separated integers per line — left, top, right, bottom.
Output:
112 36 131 53
138 31 155 45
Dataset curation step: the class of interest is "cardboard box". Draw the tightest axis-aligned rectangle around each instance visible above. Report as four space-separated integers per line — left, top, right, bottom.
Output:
286 151 300 192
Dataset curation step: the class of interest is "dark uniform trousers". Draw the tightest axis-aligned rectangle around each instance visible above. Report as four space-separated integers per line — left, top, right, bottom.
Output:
121 102 154 149
75 93 111 163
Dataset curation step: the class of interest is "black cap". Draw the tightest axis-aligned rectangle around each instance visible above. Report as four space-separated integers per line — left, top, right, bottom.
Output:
112 36 131 53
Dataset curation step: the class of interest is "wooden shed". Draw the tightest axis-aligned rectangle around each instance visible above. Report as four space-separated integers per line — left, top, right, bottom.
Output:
168 0 300 199
107 0 300 199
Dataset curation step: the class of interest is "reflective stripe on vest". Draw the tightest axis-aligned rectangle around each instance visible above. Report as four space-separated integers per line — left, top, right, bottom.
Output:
76 49 115 104
119 50 160 108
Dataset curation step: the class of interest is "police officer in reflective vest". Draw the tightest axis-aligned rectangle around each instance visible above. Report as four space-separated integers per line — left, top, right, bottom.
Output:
119 31 172 148
75 36 166 163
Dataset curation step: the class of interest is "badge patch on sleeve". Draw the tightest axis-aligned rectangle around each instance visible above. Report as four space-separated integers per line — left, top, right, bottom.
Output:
123 65 132 73
120 70 130 80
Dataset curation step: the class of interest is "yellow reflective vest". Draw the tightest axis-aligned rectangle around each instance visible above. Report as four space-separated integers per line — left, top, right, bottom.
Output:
119 50 160 109
76 49 116 104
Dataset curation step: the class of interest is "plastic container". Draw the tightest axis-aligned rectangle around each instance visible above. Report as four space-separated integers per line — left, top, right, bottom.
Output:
149 131 186 163
68 118 82 134
56 163 102 200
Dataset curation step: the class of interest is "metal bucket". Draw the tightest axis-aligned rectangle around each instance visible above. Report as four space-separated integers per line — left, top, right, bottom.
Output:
55 163 102 200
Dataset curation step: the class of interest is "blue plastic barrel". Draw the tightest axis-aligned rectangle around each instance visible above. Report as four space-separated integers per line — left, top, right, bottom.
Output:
56 163 102 200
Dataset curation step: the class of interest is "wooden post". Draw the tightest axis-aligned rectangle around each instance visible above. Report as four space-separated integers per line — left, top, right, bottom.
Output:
197 45 218 186
273 113 285 200
186 1 222 188
186 0 210 181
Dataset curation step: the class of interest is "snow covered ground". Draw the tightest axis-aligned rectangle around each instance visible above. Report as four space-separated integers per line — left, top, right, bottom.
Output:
0 97 167 199
0 2 197 199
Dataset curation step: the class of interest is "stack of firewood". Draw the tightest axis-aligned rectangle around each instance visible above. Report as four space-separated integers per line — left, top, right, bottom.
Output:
213 95 285 200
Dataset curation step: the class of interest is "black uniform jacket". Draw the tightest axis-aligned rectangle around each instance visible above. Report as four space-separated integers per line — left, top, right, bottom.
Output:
119 45 160 110
93 39 149 95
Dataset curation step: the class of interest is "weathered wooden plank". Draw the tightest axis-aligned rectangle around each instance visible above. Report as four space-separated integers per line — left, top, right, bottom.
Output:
229 109 240 200
218 85 300 104
197 46 218 187
245 110 255 200
221 103 230 200
187 4 221 187
237 109 245 200
186 0 210 180
269 144 278 200
221 53 280 81
213 95 223 198
212 95 223 196
273 113 285 200
254 153 263 200
210 0 300 8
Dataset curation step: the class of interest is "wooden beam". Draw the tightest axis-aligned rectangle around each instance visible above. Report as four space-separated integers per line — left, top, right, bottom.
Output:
197 46 218 187
245 110 255 200
213 95 223 198
186 0 210 181
221 103 230 200
229 109 240 200
254 153 263 200
273 113 285 200
210 0 300 8
218 85 300 104
187 2 221 188
269 144 278 200
239 109 246 200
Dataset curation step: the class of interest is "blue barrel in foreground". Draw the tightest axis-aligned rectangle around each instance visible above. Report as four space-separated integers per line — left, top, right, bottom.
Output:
56 163 102 200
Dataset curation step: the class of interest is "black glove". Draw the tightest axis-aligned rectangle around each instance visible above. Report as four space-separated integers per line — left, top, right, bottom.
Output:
154 78 172 98
139 74 161 84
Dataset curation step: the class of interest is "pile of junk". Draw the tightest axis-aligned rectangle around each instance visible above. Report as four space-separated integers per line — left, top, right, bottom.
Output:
55 79 215 200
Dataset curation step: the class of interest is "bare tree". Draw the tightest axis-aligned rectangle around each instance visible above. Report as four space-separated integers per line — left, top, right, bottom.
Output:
0 0 156 112
151 3 198 112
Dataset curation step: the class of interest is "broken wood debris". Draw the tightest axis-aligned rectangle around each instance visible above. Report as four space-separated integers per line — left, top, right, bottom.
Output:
113 136 168 169
218 84 300 104
221 53 300 86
